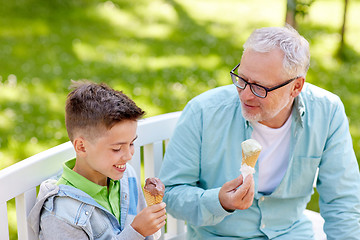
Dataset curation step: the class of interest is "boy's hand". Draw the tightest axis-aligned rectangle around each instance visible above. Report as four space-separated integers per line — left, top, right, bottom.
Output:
131 202 167 237
219 174 254 211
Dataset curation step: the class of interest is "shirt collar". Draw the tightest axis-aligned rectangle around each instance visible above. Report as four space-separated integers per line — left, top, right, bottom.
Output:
61 159 118 197
293 95 305 127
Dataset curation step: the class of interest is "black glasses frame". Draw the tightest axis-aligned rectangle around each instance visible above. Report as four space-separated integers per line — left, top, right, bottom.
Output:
230 63 299 98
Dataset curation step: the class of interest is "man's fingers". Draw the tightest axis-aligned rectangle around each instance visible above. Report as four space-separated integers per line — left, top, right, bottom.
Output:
234 175 254 199
223 175 244 191
242 182 255 202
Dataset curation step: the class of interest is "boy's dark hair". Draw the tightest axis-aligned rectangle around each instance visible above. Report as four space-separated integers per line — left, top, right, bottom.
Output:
65 80 145 142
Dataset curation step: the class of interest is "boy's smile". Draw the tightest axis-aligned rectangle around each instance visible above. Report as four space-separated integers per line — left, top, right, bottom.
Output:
114 164 126 171
73 120 138 186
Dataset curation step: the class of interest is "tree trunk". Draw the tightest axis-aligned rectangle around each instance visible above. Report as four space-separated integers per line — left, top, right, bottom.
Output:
285 0 297 28
339 0 348 54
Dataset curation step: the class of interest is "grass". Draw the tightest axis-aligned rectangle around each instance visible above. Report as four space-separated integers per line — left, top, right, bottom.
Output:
1 0 360 238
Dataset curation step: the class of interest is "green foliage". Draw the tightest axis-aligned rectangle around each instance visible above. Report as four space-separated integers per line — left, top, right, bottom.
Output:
296 0 316 18
0 0 277 168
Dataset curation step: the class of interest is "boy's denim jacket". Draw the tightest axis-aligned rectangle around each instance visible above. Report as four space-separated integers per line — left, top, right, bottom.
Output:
28 164 154 240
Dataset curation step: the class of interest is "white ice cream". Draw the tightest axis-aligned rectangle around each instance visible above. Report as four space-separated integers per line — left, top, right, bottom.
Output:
241 139 262 157
240 139 262 178
240 163 255 179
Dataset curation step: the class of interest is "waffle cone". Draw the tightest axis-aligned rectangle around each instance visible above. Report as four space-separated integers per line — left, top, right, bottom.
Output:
143 189 163 206
242 150 261 168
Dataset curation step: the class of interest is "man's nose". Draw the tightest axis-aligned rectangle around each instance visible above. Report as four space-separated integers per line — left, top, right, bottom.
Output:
240 84 256 99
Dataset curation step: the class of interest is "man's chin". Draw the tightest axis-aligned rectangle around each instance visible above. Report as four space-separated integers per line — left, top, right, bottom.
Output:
241 111 262 123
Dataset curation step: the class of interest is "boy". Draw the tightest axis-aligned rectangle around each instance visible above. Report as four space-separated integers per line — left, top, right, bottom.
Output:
28 80 166 239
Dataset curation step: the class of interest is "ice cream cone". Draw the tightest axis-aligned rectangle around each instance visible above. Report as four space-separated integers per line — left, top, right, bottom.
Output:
242 150 261 168
240 139 262 178
143 177 165 206
143 189 163 206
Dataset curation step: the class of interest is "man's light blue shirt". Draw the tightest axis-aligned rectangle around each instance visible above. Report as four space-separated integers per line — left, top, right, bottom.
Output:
159 83 360 239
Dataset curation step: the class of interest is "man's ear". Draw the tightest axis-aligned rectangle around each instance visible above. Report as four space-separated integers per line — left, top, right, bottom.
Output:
73 137 87 157
291 76 305 98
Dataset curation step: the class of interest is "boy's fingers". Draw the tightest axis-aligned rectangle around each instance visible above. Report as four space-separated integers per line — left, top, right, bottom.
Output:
148 202 166 211
150 205 167 219
157 202 166 209
157 212 167 221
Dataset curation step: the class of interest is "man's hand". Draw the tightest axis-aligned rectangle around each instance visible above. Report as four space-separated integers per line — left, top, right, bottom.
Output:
131 202 167 237
219 174 254 211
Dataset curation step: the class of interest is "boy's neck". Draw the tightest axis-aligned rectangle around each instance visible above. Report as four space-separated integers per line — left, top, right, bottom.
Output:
73 159 108 186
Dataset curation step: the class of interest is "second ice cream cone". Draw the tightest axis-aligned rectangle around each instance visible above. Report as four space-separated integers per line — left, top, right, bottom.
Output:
242 150 261 168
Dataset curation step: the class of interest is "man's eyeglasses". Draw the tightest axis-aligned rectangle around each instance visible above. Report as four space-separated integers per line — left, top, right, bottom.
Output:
230 63 299 98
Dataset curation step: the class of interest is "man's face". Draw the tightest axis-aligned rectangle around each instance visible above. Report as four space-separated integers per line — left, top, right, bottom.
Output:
75 120 138 186
237 48 296 128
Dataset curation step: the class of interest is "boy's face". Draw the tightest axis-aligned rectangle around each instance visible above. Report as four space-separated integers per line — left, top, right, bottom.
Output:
74 120 138 186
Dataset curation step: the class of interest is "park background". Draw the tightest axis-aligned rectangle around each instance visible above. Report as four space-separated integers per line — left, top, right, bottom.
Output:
1 0 359 238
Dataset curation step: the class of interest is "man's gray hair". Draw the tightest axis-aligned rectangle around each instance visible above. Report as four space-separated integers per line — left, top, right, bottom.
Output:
243 25 310 78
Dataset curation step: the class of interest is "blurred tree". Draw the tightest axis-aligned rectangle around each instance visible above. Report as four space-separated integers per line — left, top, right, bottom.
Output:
285 0 297 27
338 0 349 58
285 0 314 28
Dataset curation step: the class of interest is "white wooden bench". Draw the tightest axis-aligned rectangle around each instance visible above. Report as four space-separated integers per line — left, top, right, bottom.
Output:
0 111 326 240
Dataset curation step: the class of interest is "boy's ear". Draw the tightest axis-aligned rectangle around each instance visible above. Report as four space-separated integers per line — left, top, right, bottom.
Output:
73 137 87 156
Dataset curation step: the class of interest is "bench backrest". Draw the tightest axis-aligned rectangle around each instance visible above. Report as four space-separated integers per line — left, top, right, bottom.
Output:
0 112 186 240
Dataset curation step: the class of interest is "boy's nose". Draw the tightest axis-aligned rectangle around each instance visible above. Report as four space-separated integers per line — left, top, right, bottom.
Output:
122 148 134 161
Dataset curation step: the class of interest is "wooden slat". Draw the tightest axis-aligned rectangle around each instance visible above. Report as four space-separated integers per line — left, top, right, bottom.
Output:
15 188 37 240
16 193 28 240
166 214 177 236
153 141 164 177
166 214 186 236
164 139 170 148
130 146 142 183
0 202 10 240
313 168 319 188
304 209 326 240
159 226 165 240
144 141 164 179
176 219 186 235
144 143 155 180
165 232 186 240
144 141 164 178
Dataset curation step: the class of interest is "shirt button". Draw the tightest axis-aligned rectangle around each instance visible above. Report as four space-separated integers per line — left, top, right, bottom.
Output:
124 194 127 200
260 197 265 202
85 211 89 215
261 224 266 229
